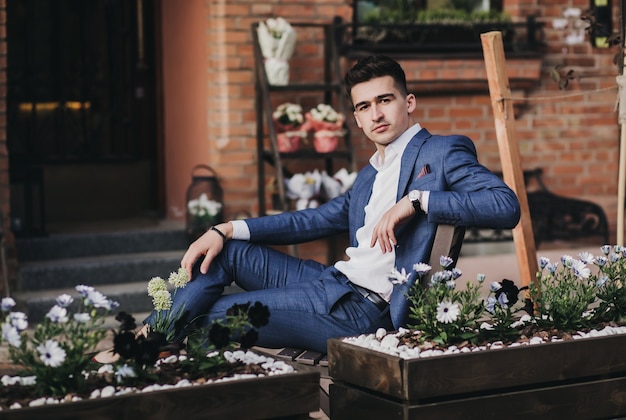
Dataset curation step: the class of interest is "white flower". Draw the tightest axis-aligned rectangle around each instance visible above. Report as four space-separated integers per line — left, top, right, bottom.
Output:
439 255 454 268
561 255 574 267
73 313 91 323
168 267 190 289
105 299 120 311
285 170 321 201
2 323 21 347
571 260 591 279
490 282 502 292
187 193 222 218
563 7 581 18
388 267 409 285
37 340 67 367
148 277 167 297
152 289 172 311
84 289 111 309
578 252 594 264
46 305 69 323
321 171 343 200
333 168 357 193
476 273 486 283
9 312 28 331
115 364 137 383
76 285 95 297
552 18 568 30
55 294 74 308
436 301 460 324
412 263 432 276
309 104 343 123
272 102 303 126
0 297 15 312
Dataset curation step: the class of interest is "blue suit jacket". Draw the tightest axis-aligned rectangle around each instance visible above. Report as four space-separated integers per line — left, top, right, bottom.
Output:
246 128 520 328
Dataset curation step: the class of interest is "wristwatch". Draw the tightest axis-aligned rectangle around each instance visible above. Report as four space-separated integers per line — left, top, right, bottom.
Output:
408 190 422 212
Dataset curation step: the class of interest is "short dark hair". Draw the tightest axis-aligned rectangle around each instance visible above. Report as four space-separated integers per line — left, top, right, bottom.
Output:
344 55 408 102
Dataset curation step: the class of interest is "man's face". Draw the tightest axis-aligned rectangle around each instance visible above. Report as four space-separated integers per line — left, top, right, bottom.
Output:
350 75 416 151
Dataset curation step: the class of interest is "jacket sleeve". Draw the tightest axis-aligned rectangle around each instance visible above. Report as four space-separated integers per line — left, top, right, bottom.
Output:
245 192 351 245
424 135 521 229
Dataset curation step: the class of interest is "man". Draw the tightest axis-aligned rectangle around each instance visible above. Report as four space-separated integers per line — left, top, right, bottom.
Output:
156 55 520 353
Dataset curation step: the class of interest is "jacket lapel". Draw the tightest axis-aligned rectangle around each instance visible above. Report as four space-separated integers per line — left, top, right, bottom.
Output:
396 128 432 201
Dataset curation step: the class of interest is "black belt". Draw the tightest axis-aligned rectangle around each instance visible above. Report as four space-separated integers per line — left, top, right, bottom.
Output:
352 284 389 311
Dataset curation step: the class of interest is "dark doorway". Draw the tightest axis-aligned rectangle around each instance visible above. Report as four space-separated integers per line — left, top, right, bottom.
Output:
7 0 161 235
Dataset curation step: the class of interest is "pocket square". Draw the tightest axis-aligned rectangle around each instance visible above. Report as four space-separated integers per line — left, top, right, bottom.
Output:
417 164 431 179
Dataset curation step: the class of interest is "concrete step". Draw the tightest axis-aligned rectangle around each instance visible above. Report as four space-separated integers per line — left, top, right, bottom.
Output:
15 228 190 261
14 281 244 324
17 250 184 291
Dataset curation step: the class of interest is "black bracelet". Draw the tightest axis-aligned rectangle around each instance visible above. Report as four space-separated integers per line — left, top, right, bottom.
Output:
210 226 228 242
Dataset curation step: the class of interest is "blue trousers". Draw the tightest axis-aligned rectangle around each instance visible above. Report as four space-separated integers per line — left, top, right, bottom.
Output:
146 240 393 352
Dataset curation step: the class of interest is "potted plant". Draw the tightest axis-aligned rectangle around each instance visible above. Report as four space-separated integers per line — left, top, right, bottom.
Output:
304 104 345 153
272 102 307 153
0 270 319 418
328 246 626 418
352 0 520 53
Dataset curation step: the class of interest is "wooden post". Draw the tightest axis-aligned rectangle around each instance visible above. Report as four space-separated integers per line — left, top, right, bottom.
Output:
481 31 538 289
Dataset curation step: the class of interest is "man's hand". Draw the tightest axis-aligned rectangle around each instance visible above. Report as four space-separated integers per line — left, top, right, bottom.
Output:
181 222 232 277
370 196 416 253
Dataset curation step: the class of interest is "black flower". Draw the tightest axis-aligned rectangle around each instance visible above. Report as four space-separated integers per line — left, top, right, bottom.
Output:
240 329 259 349
248 302 270 328
495 279 527 306
113 330 139 359
226 302 250 317
115 311 137 331
134 332 166 366
208 323 231 349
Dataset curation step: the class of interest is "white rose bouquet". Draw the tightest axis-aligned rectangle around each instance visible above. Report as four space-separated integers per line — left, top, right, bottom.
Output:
257 17 297 85
305 104 346 153
272 102 307 152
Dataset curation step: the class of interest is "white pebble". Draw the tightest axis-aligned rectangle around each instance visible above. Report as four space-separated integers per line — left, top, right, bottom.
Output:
380 334 399 349
28 397 46 407
375 328 387 340
100 386 116 398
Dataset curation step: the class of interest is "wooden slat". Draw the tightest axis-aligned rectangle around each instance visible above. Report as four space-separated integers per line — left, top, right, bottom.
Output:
480 31 538 289
1 370 320 420
330 376 626 420
328 334 626 401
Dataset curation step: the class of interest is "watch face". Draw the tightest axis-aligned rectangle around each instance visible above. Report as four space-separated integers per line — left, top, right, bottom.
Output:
409 190 420 202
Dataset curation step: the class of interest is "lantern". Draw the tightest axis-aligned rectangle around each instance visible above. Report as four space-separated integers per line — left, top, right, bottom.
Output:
185 165 224 241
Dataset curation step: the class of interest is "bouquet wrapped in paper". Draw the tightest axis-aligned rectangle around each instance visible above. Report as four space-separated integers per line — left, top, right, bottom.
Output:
286 168 357 210
272 102 307 152
257 17 297 85
305 104 346 153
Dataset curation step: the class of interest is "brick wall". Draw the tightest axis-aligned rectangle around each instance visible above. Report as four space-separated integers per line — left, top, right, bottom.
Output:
207 0 621 235
205 0 353 217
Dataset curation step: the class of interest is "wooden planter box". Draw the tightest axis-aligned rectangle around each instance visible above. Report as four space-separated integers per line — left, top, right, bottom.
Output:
0 369 320 420
327 334 626 419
